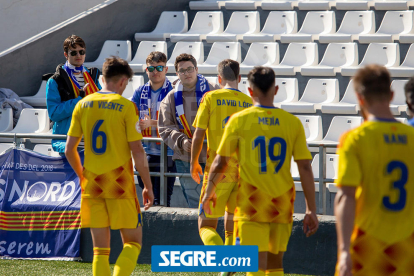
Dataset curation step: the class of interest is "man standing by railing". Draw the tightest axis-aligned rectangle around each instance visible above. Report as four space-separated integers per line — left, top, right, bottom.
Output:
131 51 176 207
158 53 219 208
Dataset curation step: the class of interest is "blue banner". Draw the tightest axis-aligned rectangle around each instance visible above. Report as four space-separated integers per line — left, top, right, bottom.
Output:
0 149 82 260
151 245 259 272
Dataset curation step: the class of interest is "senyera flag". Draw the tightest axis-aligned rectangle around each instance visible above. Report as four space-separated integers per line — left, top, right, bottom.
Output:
0 148 82 260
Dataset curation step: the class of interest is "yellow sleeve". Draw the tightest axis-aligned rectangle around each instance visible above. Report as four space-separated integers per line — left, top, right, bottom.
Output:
292 118 312 161
335 131 361 187
193 92 210 129
67 102 83 137
125 102 143 142
217 115 239 157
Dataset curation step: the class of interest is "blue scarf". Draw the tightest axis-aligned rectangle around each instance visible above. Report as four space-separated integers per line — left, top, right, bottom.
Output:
139 78 172 120
63 61 86 90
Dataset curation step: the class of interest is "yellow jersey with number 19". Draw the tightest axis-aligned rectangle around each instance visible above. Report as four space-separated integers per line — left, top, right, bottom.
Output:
68 91 142 199
217 105 312 223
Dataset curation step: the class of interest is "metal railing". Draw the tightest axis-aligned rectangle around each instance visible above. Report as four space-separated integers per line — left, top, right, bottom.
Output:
2 134 338 215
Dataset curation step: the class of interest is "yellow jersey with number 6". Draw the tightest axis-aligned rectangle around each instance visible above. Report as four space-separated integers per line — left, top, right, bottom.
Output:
335 119 414 244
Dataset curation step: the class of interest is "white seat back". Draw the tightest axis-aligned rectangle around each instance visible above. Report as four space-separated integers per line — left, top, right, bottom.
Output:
152 11 188 34
341 80 358 104
224 12 260 35
99 76 144 99
391 80 409 106
291 158 299 178
296 115 323 141
280 43 318 67
359 43 400 67
92 40 132 63
376 11 414 35
33 144 60 157
261 11 298 35
241 42 279 66
239 78 250 95
337 11 375 35
0 108 13 132
300 79 339 104
274 78 299 103
167 42 204 67
298 11 335 35
130 41 167 64
396 117 408 124
204 42 242 65
400 44 414 67
187 12 224 34
11 109 49 133
312 154 339 179
323 116 363 142
319 43 358 67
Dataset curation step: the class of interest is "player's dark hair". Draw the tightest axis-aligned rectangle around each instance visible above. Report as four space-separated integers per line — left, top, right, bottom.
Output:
174 53 197 71
353 65 392 103
102 56 133 82
404 76 414 112
63 35 85 53
247 66 275 95
218 59 239 81
146 51 167 65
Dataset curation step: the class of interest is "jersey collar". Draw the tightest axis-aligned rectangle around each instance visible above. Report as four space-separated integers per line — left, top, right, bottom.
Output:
255 104 277 109
371 117 398 122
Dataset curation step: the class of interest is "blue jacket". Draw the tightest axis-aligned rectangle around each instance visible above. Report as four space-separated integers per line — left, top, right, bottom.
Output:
46 66 101 153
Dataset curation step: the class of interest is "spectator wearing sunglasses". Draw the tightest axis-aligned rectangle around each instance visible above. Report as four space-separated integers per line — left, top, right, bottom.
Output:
131 51 176 207
45 35 101 154
158 54 219 208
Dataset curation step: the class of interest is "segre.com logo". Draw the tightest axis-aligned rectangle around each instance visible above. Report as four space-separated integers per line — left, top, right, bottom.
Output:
151 245 258 272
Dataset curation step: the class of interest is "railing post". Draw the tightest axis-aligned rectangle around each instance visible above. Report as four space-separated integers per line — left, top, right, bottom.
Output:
318 145 327 215
160 140 168 206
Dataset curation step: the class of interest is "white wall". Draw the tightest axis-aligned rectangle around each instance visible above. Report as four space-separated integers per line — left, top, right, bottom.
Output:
0 0 105 52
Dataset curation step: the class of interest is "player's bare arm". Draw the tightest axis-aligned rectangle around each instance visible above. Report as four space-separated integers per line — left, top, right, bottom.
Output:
190 127 207 183
334 186 356 276
65 135 84 180
202 154 231 215
296 159 319 237
129 140 154 210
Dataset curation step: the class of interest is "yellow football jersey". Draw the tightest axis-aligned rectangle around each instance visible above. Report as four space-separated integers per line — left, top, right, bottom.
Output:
336 119 414 244
68 92 142 198
193 88 253 152
217 105 312 223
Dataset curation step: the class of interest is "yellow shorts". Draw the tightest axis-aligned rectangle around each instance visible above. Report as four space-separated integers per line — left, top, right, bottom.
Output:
80 197 142 230
335 228 414 276
234 220 292 254
199 150 239 218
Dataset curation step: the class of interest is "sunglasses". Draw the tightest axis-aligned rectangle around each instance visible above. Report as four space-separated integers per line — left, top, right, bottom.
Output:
147 65 165 72
69 50 86 56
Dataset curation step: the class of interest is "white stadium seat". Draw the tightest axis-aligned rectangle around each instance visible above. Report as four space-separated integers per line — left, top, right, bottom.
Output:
297 0 333 10
335 0 369 10
129 41 167 73
205 77 219 86
206 12 260 42
20 81 47 107
167 42 204 73
243 11 298 43
238 78 250 95
84 40 132 69
198 42 241 74
301 43 358 76
321 79 360 114
291 158 299 178
358 11 414 43
396 117 408 124
281 79 339 113
134 11 188 41
296 115 323 142
390 80 410 115
166 76 179 84
224 0 262 10
274 78 299 107
10 109 49 134
373 0 411 10
239 43 280 74
312 154 339 180
261 0 297 10
319 11 375 43
280 11 335 43
272 43 318 76
341 43 400 76
388 44 414 77
189 0 224 10
33 144 60 157
99 75 143 99
0 108 13 132
170 12 224 42
314 116 363 144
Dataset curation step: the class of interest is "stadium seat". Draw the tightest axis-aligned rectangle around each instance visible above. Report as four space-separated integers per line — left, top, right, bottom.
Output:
239 43 280 74
274 78 299 107
280 79 339 113
0 108 13 132
319 11 375 43
206 12 260 42
243 11 298 43
280 11 335 43
321 79 360 114
189 0 224 10
390 80 409 115
396 117 408 124
314 116 363 144
205 76 219 86
166 42 204 73
296 115 323 142
341 43 400 76
388 44 414 77
297 0 333 10
134 11 188 41
170 12 224 42
271 43 318 76
301 43 358 76
238 77 250 95
358 11 414 43
261 0 297 10
129 41 167 73
20 81 47 107
224 0 262 10
84 40 132 69
166 76 179 84
311 153 339 180
291 158 299 178
10 109 49 134
198 42 242 74
373 0 410 10
335 0 369 10
99 75 143 99
33 144 60 157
